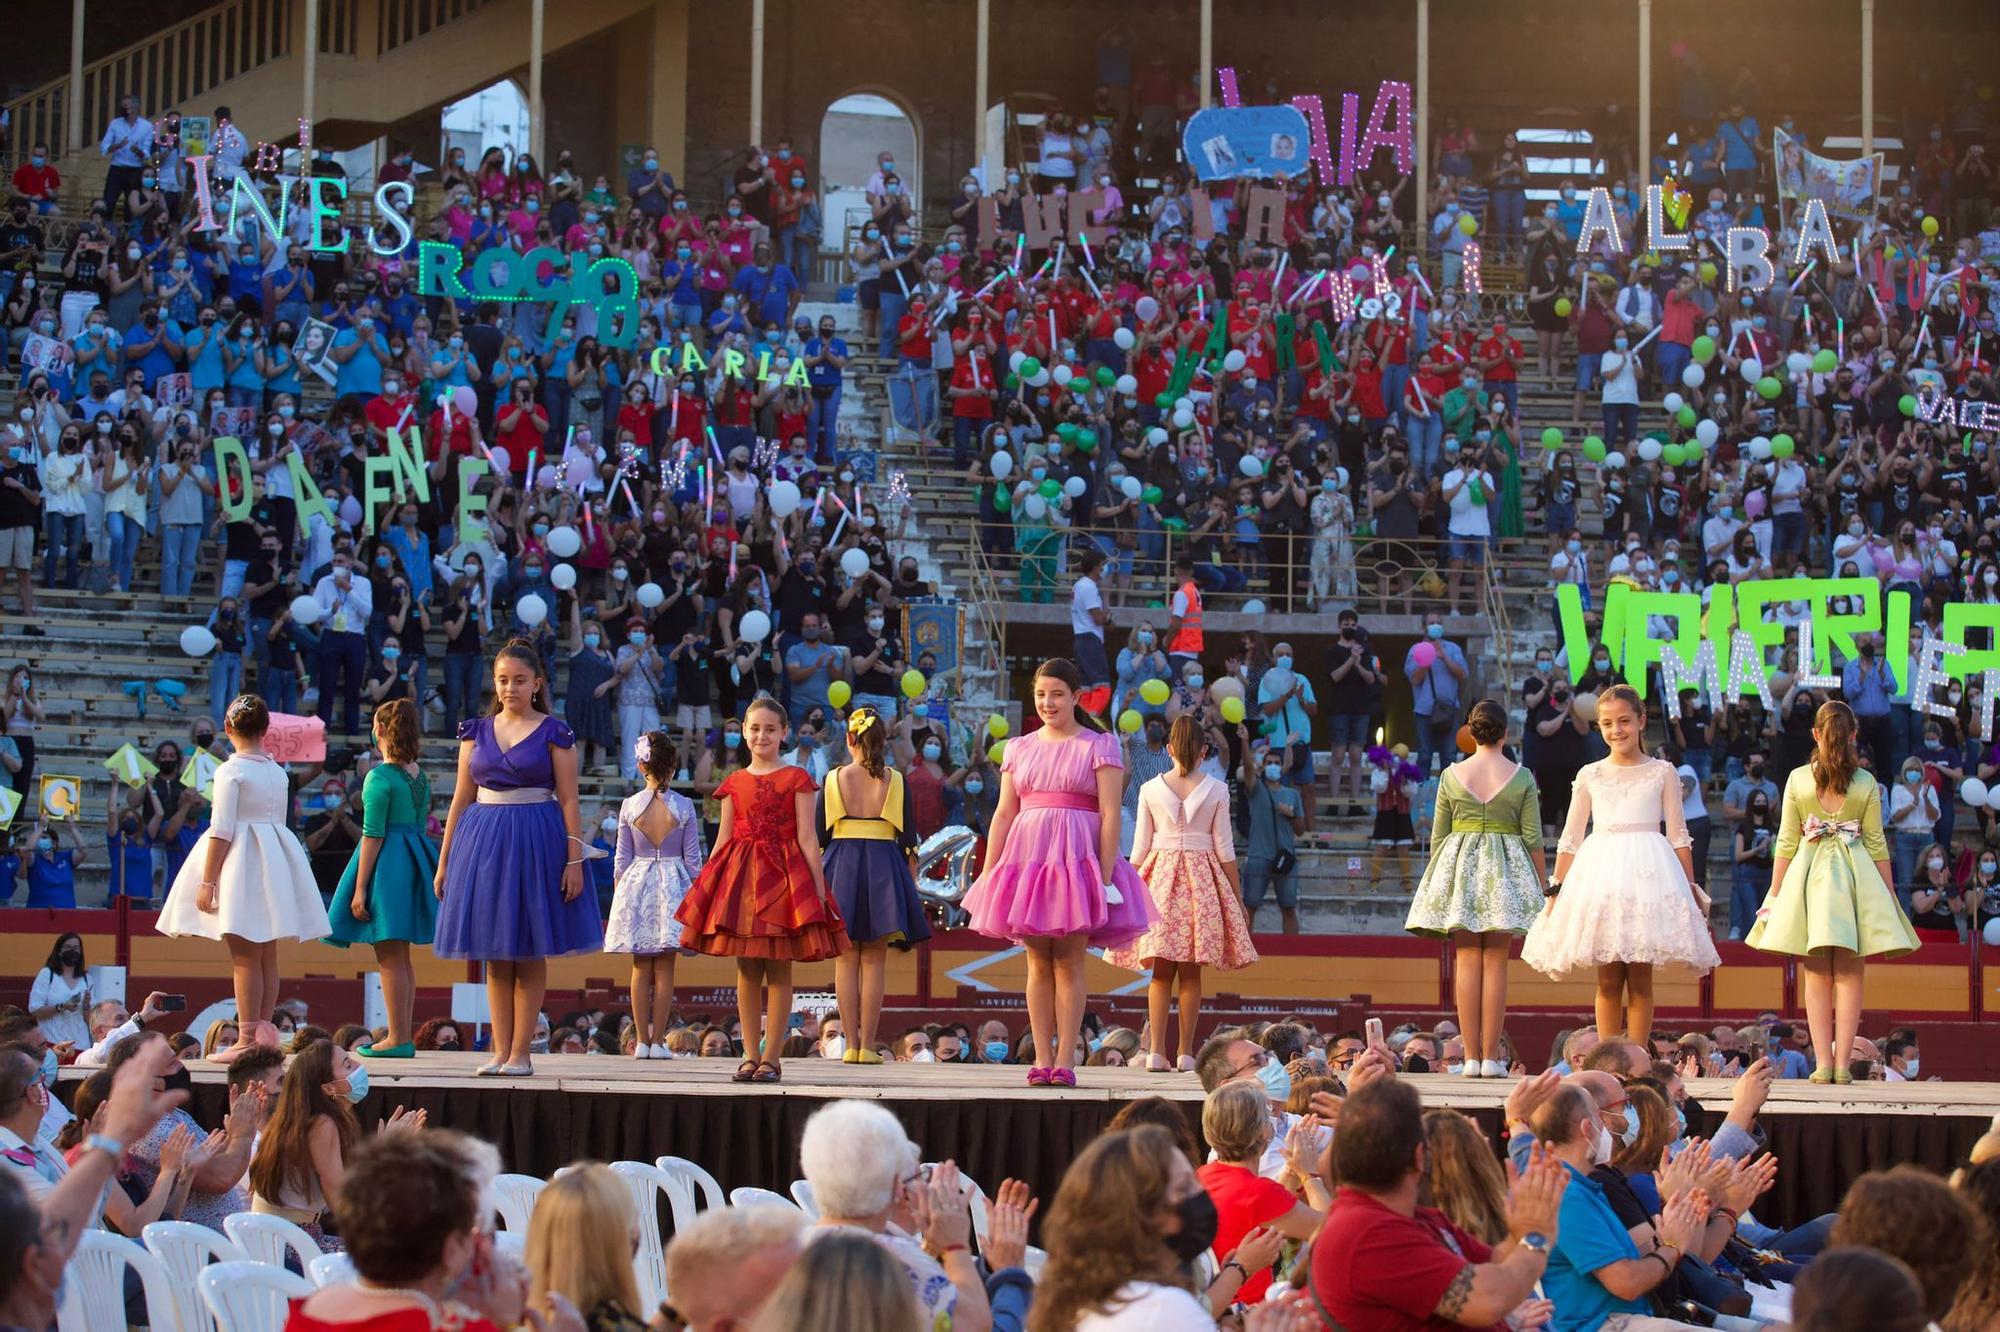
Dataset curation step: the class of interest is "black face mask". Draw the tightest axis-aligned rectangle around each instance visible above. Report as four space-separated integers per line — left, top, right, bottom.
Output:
1404 1053 1432 1073
160 1068 194 1100
1166 1191 1220 1263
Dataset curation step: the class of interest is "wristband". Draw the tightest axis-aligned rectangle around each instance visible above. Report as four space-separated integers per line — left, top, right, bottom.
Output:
936 1243 969 1256
84 1132 126 1162
1713 1207 1739 1228
1543 878 1562 898
1220 1259 1249 1281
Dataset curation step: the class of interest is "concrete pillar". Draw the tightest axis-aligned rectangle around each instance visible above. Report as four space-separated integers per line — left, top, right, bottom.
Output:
529 0 544 165
975 0 990 181
68 0 84 154
1416 0 1429 255
1638 0 1651 190
1199 0 1212 111
651 0 690 184
749 0 766 147
303 0 319 135
1861 0 1875 157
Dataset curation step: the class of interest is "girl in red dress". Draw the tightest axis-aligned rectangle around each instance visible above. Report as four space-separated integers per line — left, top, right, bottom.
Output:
675 694 848 1083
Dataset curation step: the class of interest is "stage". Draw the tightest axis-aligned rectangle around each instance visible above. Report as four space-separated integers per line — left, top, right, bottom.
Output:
168 1056 2000 1229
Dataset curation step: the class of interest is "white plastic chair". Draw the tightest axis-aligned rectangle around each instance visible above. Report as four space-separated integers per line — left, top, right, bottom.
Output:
654 1155 726 1236
608 1160 674 1310
224 1211 323 1274
492 1172 547 1233
142 1220 248 1332
787 1178 821 1218
198 1260 312 1332
57 1230 178 1332
955 1169 1052 1278
729 1186 801 1212
308 1251 357 1288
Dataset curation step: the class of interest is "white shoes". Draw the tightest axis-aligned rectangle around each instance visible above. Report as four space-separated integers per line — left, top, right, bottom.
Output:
634 1044 652 1060
1460 1061 1484 1078
1481 1059 1511 1078
651 1043 671 1059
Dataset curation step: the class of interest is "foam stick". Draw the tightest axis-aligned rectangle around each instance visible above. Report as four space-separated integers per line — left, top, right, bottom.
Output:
1081 267 1103 301
1015 234 1026 271
669 389 680 436
1273 251 1290 297
525 448 537 483
1788 259 1818 294
1049 310 1058 352
1077 229 1095 270
828 493 851 545
1197 286 1206 322
620 477 641 515
1413 265 1436 305
1631 324 1663 354
1289 269 1327 308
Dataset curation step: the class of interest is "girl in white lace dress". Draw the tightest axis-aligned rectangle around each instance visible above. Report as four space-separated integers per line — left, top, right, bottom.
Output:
607 731 705 1058
1523 684 1718 1042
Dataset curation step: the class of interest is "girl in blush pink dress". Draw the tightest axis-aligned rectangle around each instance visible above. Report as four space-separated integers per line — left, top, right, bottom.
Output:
965 658 1156 1086
1105 714 1258 1072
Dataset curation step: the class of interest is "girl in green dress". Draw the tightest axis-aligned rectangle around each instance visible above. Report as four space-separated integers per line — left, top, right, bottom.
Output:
1404 700 1547 1078
1747 700 1920 1082
326 698 441 1058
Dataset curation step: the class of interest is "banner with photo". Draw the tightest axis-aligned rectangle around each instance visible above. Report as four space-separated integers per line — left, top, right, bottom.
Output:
1772 127 1883 227
903 600 964 695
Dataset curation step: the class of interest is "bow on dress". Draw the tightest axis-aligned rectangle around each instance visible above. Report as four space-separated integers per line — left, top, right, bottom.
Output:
1802 815 1862 844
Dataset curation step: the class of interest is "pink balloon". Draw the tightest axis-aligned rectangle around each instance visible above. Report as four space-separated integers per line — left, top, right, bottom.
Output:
1744 491 1766 519
1870 546 1895 576
452 384 478 418
1411 641 1438 669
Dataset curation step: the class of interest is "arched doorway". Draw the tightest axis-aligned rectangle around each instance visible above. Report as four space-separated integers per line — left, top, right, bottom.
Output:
817 91 919 254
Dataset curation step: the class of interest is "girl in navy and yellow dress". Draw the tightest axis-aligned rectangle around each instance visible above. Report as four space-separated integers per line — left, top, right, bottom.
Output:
608 729 705 1060
819 707 932 1064
325 698 439 1059
676 695 849 1084
432 641 603 1077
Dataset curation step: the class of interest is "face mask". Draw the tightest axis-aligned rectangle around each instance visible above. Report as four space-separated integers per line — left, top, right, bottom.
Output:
1672 1105 1688 1140
583 632 601 649
161 1068 194 1100
1274 655 1293 672
1185 673 1204 689
1902 1058 1920 1077
1427 624 1444 640
382 647 402 664
35 838 53 854
341 1064 370 1104
39 1049 57 1090
1263 763 1284 783
1929 856 1945 871
983 1040 1010 1062
1255 1056 1292 1102
629 632 648 647
910 1048 936 1063
1590 1123 1615 1165
1166 1190 1221 1263
923 742 942 761
724 733 742 751
1617 1109 1641 1148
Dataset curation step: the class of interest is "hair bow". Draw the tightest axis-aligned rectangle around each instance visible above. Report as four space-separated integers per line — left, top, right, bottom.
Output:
847 710 878 739
633 734 653 764
1802 815 1861 844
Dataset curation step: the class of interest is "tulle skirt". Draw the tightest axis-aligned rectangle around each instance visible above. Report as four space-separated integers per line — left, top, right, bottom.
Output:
675 838 850 961
433 801 604 961
1522 830 1719 977
965 808 1157 949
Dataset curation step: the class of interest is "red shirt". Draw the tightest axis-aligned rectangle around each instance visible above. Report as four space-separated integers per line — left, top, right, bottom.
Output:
11 162 58 200
425 406 475 459
616 401 655 449
897 313 932 363
494 403 546 475
1195 1161 1297 1303
286 1302 505 1332
1477 335 1521 382
1311 1189 1503 1332
951 352 996 418
1351 362 1388 419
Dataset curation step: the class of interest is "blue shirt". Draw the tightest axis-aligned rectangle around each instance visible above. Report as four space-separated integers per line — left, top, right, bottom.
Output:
1543 1163 1649 1332
804 337 848 390
1257 666 1317 746
105 832 153 898
1841 657 1892 717
332 328 387 398
1719 116 1761 170
784 640 835 715
380 289 422 339
1770 1046 1811 1079
124 319 182 390
187 325 228 391
734 264 799 326
164 817 208 886
24 850 76 909
1404 639 1468 716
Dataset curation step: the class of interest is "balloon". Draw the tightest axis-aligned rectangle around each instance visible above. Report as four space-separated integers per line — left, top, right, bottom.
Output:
289 594 323 626
1786 351 1811 375
988 714 1009 738
1116 708 1143 734
1553 298 1573 318
1096 367 1116 387
1141 485 1164 504
179 625 216 656
1661 442 1688 467
1020 356 1042 378
1458 211 1478 235
1770 433 1795 458
1744 491 1766 519
1899 394 1918 418
1963 778 1990 807
840 547 871 578
1604 452 1626 470
1756 376 1783 400
1062 476 1088 498
1139 679 1171 706
1698 260 1717 282
989 451 1014 480
1113 327 1136 350
1219 695 1246 724
1135 296 1160 322
1223 349 1247 372
1540 427 1563 450
1119 476 1142 500
1028 368 1050 387
1116 374 1138 395
1242 599 1266 615
1038 479 1061 499
1663 392 1685 414
1748 435 1773 459
1691 335 1716 364
1986 918 2000 948
1923 214 1941 237
452 384 477 418
1009 350 1027 372
549 563 577 590
1171 408 1194 429
1052 364 1074 386
1023 494 1048 519
900 669 927 699
1145 427 1168 446
1676 405 1698 428
1695 418 1720 447
636 581 665 609
1411 641 1438 669
1812 348 1838 374
1987 784 2000 813
1571 691 1599 722
545 525 582 558
826 680 851 709
738 609 772 643
1582 435 1607 462
1637 437 1664 462
1682 365 1706 391
1456 725 1477 756
1074 429 1097 452
488 446 512 476
1738 359 1762 385
515 593 548 627
985 740 1006 764
768 479 803 516
1239 455 1264 478
994 488 1012 512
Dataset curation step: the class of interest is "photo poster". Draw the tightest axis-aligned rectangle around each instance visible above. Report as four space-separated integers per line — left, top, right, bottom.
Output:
155 372 193 410
178 115 212 160
209 406 256 440
837 446 879 484
1772 128 1883 229
1183 104 1314 182
20 333 71 380
293 317 340 386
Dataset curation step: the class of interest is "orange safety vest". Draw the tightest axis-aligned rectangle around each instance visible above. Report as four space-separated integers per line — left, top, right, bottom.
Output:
1169 579 1204 655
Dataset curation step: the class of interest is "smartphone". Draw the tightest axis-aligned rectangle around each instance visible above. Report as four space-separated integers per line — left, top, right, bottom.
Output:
1364 1017 1384 1048
158 994 187 1012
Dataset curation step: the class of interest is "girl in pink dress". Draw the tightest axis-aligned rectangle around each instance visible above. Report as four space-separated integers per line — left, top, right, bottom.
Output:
966 658 1157 1086
1105 714 1258 1072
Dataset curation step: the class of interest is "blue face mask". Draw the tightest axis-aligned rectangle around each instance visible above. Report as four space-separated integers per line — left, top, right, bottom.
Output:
583 633 601 649
341 1063 369 1104
1427 623 1445 640
1275 655 1293 671
1256 1056 1292 1102
983 1040 1010 1062
724 732 742 751
39 1049 56 1090
381 647 401 662
965 778 984 796
922 742 942 761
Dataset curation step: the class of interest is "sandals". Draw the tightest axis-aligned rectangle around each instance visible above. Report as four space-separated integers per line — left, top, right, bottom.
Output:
732 1059 760 1083
1049 1068 1077 1088
1026 1067 1052 1086
750 1061 782 1083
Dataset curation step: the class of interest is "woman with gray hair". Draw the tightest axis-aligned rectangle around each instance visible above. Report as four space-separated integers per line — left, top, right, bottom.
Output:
797 1099 994 1332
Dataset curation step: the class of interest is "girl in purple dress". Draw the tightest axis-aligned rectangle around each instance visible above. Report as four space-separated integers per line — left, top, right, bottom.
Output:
964 658 1156 1086
432 641 603 1075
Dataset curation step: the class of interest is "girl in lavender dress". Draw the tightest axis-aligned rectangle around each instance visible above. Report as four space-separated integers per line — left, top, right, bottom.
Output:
964 658 1157 1087
432 641 603 1076
609 730 704 1059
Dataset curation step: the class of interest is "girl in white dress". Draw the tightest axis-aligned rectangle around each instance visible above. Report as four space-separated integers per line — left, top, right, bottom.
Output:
607 731 704 1058
157 695 331 1062
1523 683 1718 1042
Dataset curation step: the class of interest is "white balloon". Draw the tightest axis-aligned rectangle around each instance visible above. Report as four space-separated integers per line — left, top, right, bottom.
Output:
1695 418 1721 447
488 445 512 477
1145 427 1168 446
1028 368 1051 387
1115 374 1138 395
738 609 772 643
1986 918 2000 948
515 593 549 627
535 463 560 489
1053 365 1074 386
840 547 870 578
1023 493 1049 519
1239 455 1264 478
1962 778 1990 807
549 563 577 590
636 581 665 609
1741 358 1763 383
1663 392 1684 415
1135 296 1160 322
1062 476 1088 498
179 625 216 657
989 451 1014 480
288 594 323 626
1120 475 1143 500
1682 364 1706 388
1786 351 1811 374
1242 599 1266 615
1172 409 1194 430
768 479 803 517
1748 435 1773 459
1112 327 1136 350
1604 451 1627 470
1637 437 1664 462
1009 350 1027 372
1986 784 2000 813
1223 349 1247 373
546 525 582 558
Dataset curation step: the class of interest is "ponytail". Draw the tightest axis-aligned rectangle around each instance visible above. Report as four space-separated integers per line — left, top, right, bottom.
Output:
846 707 889 779
490 639 550 715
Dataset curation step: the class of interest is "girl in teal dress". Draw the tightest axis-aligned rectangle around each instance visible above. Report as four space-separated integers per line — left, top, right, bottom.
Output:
1404 700 1546 1079
326 698 440 1058
1747 700 1920 1082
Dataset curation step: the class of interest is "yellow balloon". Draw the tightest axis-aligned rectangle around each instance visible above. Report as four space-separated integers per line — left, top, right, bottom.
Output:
1118 708 1144 734
987 714 1009 738
1220 695 1246 725
900 669 926 699
987 740 1007 764
827 680 852 709
1922 214 1941 237
1698 260 1717 282
1457 211 1478 235
1553 297 1573 318
1139 678 1171 707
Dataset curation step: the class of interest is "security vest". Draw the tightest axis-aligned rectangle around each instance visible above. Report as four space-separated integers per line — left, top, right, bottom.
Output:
1169 579 1204 655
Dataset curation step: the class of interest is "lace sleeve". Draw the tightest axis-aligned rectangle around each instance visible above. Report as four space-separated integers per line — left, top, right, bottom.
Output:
1660 760 1694 849
1555 764 1592 855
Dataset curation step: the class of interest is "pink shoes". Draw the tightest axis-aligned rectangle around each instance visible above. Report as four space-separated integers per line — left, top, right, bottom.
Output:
1026 1067 1052 1086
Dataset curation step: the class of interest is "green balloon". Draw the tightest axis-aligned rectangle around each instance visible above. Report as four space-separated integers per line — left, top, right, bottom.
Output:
1676 405 1698 428
1077 429 1097 449
1004 373 1020 389
1096 366 1116 387
1155 392 1175 409
1899 394 1918 417
1770 433 1795 458
1682 434 1706 459
1142 485 1164 504
1661 442 1688 467
1055 423 1077 442
1756 375 1783 400
1812 349 1838 374
1020 356 1042 377
1038 479 1061 499
1540 427 1563 450
994 488 1012 512
1162 517 1188 532
1691 335 1717 364
1071 377 1093 395
1582 435 1608 462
